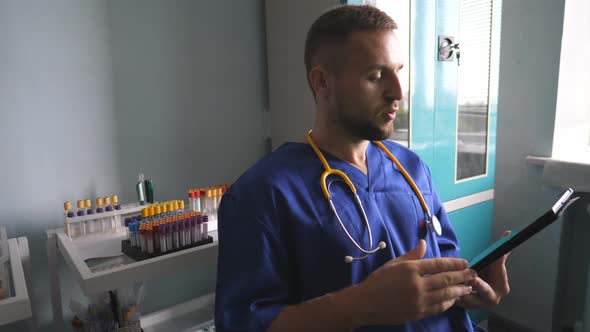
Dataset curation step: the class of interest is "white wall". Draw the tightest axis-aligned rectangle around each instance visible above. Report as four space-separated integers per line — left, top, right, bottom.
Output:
0 1 119 330
106 0 268 319
0 0 268 330
492 0 565 330
107 0 268 202
265 0 340 148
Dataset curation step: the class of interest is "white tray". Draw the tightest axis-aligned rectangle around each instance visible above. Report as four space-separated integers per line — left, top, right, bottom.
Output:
54 228 219 296
0 238 32 325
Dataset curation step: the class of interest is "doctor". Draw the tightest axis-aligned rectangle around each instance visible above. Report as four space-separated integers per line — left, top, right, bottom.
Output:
215 4 509 332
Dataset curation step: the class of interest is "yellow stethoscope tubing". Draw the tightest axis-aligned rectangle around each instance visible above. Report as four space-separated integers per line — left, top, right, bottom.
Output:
307 131 383 256
373 140 431 218
306 130 432 221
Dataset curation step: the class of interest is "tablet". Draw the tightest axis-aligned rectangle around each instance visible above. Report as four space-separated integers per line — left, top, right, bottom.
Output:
468 188 578 272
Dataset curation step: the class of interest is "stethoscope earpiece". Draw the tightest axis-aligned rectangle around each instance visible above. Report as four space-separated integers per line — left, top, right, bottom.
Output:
344 242 387 264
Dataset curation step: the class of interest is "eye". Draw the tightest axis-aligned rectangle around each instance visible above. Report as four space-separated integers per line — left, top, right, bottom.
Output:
368 71 382 82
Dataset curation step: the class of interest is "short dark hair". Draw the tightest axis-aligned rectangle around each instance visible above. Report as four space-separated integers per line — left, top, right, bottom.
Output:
304 5 398 94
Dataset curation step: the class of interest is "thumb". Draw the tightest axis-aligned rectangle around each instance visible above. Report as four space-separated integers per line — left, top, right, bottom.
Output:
397 239 427 262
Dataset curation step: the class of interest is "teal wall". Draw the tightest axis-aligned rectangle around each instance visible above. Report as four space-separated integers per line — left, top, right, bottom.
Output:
449 201 494 324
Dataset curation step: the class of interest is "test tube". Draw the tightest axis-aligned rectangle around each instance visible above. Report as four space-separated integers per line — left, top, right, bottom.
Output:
140 226 147 253
165 223 172 251
125 218 133 244
64 201 75 237
155 204 162 220
147 205 155 223
133 220 141 248
179 221 185 247
95 198 104 233
84 199 94 234
194 190 202 212
188 191 194 212
205 190 212 215
112 195 121 210
146 226 154 254
202 215 209 240
76 200 86 237
196 215 203 241
198 192 205 213
112 195 121 230
213 187 221 214
159 224 167 253
172 222 180 249
184 219 191 245
179 200 185 213
154 224 161 251
134 220 141 247
104 196 114 232
140 208 148 226
190 217 197 244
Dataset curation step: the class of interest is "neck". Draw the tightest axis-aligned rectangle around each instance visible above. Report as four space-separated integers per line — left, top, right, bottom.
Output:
309 123 370 175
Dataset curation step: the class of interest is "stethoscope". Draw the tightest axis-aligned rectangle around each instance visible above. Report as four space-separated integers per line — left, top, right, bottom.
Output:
306 130 442 263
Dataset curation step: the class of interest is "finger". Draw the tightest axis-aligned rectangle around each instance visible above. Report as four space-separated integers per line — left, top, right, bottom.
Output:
471 277 498 305
426 284 473 305
416 257 468 275
424 269 477 290
455 293 485 309
501 230 512 259
395 240 427 262
425 298 458 316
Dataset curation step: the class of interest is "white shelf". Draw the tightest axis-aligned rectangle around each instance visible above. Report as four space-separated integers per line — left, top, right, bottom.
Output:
0 238 32 325
141 292 215 332
54 228 219 296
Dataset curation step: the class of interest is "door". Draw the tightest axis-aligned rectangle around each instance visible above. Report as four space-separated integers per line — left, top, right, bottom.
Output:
373 0 502 323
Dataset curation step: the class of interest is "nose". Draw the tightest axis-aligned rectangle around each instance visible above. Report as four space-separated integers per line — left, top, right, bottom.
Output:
385 72 403 102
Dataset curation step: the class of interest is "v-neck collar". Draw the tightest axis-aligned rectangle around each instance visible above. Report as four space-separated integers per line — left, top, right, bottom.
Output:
314 142 381 194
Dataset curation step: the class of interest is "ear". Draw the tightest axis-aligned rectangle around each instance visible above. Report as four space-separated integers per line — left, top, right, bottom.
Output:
309 65 331 99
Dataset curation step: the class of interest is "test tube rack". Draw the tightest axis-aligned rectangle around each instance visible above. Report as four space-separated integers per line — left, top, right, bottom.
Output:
121 236 213 262
63 203 146 239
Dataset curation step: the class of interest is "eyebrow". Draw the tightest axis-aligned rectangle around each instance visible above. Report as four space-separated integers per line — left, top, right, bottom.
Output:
365 63 405 72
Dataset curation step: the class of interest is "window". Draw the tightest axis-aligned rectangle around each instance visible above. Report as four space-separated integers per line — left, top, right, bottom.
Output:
552 0 590 164
456 0 494 180
376 0 411 147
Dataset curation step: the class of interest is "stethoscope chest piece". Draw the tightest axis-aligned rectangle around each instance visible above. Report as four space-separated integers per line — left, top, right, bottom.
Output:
421 215 442 237
432 215 442 236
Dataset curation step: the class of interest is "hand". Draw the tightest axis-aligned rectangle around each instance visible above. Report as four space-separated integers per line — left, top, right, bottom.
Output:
353 240 477 325
456 231 511 309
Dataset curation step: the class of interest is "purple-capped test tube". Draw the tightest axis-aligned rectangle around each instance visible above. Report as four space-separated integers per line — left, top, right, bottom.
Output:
202 215 209 240
191 217 197 244
164 224 171 251
154 225 161 251
179 221 185 247
196 216 202 241
184 219 191 245
160 224 167 253
172 222 179 249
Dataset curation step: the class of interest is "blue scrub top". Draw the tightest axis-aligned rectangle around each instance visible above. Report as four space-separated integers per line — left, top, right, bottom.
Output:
215 141 485 332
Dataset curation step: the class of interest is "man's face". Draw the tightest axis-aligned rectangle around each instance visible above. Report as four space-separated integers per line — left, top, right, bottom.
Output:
327 30 404 141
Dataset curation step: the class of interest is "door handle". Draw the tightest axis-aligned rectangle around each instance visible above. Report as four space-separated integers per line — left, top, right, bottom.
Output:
438 35 460 65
